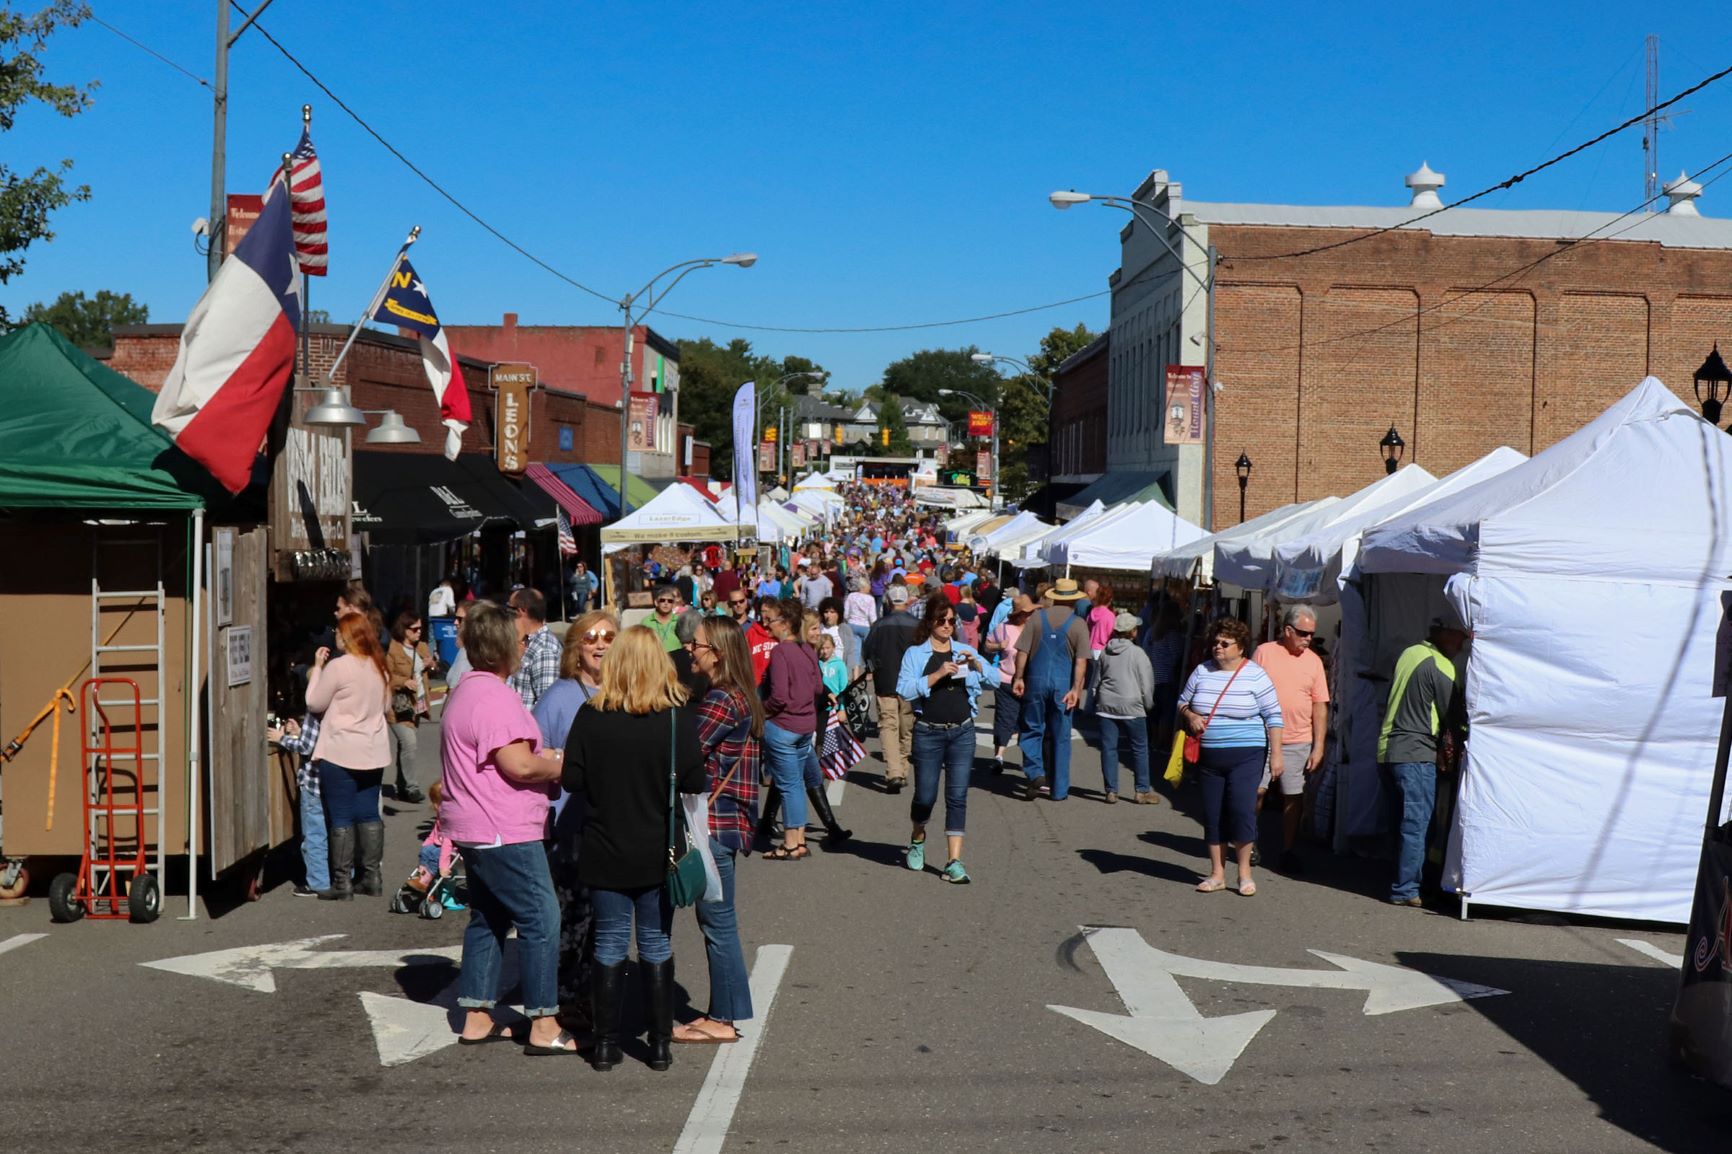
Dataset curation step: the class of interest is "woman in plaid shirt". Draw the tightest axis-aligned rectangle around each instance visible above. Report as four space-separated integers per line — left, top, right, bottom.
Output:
673 616 763 1045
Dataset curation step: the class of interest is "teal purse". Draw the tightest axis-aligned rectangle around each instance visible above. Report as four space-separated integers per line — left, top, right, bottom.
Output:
665 709 707 908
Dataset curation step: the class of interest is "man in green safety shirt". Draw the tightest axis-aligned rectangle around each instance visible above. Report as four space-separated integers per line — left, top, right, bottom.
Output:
1378 615 1468 908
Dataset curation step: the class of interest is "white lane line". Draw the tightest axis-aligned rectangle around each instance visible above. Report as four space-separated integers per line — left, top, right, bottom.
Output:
672 944 793 1154
0 933 48 956
1617 938 1685 968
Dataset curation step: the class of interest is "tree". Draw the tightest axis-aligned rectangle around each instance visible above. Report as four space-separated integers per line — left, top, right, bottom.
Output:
997 323 1099 500
877 393 912 456
21 289 146 347
879 346 1004 426
675 336 827 477
0 2 95 328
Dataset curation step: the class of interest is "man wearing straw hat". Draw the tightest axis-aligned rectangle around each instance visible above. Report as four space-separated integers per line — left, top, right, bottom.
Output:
1013 578 1092 801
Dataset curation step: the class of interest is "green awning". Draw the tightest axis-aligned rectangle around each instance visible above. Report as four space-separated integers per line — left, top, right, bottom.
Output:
1056 471 1173 515
0 324 219 511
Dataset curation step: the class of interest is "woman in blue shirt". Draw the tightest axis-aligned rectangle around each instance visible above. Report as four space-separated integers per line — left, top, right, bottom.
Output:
1176 616 1283 896
896 593 988 884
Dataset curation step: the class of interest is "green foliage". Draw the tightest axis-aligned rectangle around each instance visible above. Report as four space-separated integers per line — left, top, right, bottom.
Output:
676 336 826 477
0 2 95 327
879 346 1003 426
998 323 1098 500
876 393 912 456
21 288 146 347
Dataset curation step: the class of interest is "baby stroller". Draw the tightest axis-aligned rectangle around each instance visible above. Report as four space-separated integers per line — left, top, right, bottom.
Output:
840 670 875 739
388 860 465 920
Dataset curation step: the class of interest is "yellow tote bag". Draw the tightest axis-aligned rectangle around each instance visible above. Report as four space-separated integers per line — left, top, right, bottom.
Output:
1163 734 1186 786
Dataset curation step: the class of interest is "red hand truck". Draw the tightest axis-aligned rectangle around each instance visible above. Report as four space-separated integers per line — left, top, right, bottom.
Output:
48 678 161 923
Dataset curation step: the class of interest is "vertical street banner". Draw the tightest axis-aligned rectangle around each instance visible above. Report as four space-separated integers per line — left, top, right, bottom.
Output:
792 442 807 468
977 449 992 479
1165 365 1207 445
491 363 534 475
628 390 658 452
759 442 775 472
731 381 757 510
224 194 264 259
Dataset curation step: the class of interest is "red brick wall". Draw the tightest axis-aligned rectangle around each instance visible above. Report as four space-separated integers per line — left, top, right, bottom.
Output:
1206 224 1732 523
1052 337 1108 477
444 317 672 409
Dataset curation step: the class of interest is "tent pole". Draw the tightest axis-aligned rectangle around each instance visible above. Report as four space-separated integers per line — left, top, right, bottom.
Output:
183 508 204 921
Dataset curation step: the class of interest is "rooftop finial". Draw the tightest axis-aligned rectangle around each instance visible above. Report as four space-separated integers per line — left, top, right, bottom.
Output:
1405 161 1446 209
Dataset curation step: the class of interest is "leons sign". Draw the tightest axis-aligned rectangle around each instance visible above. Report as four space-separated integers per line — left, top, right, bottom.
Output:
491 363 535 475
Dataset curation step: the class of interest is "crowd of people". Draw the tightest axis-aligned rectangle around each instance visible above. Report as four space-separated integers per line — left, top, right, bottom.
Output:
267 480 1467 1068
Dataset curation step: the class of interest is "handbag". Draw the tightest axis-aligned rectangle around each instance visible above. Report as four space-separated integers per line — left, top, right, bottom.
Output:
1181 661 1247 762
665 709 708 908
391 687 418 720
1163 731 1187 786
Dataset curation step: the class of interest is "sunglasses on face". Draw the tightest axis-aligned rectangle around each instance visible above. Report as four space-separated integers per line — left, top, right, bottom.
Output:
582 629 617 643
1290 627 1315 638
656 597 676 605
1212 639 1236 649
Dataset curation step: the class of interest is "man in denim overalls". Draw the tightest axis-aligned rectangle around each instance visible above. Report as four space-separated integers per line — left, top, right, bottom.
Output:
1012 580 1091 801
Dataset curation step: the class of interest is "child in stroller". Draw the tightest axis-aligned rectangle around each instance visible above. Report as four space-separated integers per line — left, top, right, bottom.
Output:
389 780 465 919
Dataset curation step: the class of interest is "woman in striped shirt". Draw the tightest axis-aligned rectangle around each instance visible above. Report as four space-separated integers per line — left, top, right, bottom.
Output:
1177 616 1284 896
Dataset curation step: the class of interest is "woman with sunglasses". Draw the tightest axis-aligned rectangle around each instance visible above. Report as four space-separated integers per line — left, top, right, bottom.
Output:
1176 616 1284 896
533 610 616 1032
895 592 988 884
385 611 434 804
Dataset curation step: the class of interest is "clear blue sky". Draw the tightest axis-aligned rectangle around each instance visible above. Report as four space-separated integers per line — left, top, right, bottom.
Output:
6 1 1732 391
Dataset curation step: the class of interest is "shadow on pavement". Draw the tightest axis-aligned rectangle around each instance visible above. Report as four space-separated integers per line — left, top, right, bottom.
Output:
1396 951 1732 1152
1077 846 1200 885
827 836 910 870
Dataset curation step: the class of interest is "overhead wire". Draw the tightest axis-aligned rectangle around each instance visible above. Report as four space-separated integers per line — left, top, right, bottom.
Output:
89 14 210 88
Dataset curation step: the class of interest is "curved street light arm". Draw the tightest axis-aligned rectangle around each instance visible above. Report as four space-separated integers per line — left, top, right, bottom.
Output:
1093 196 1213 294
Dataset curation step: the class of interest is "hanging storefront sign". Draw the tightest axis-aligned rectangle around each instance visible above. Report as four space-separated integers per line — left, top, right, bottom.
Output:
628 390 658 452
224 194 264 259
967 410 995 438
1165 365 1207 446
977 450 992 480
759 442 775 472
490 363 535 475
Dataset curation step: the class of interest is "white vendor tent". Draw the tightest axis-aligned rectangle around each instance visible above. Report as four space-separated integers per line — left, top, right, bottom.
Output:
944 509 998 539
1046 500 1206 573
790 488 845 521
1213 465 1437 592
601 483 738 554
1013 500 1107 564
1358 377 1732 923
1153 498 1339 585
975 510 1048 557
912 486 987 509
793 473 836 492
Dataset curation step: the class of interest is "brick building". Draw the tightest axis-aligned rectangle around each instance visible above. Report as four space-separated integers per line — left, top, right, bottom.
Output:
443 314 698 477
1050 331 1109 483
1100 166 1732 528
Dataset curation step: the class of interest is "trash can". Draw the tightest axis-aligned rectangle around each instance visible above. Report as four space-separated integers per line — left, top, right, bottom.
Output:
430 617 459 671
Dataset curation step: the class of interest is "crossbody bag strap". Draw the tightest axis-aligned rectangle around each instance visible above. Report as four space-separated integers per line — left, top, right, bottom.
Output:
667 709 679 857
1200 662 1247 733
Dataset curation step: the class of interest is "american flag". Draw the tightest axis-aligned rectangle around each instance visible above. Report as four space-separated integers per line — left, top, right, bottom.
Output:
289 127 328 276
556 507 577 557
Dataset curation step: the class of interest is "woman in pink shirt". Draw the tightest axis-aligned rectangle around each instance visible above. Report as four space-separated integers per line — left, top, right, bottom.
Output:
440 601 570 1053
305 612 391 901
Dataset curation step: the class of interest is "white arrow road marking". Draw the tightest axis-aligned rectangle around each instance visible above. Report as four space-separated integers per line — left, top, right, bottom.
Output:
673 944 794 1154
358 985 531 1068
0 932 48 957
141 935 462 993
1048 929 1274 1086
1049 927 1509 1084
1617 938 1685 968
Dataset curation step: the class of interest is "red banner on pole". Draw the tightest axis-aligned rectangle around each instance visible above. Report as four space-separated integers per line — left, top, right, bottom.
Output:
759 442 774 472
628 390 658 452
1164 365 1206 445
977 449 992 479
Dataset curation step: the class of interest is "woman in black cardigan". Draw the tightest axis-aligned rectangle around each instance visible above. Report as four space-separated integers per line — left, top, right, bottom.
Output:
563 625 703 1073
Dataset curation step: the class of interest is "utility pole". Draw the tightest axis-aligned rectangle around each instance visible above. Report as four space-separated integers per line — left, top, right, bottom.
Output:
1644 34 1660 207
207 0 230 282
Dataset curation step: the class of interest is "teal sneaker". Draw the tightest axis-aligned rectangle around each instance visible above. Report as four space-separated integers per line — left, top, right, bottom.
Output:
905 838 926 872
941 859 971 885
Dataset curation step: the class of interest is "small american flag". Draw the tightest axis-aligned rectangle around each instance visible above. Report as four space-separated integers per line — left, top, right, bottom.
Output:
556 507 577 557
289 127 328 276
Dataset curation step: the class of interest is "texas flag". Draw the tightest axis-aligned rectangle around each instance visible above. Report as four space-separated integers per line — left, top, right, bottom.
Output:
371 255 470 459
152 174 301 493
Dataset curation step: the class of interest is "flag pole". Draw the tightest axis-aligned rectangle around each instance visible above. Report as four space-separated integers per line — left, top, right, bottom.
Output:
329 225 420 381
297 106 313 380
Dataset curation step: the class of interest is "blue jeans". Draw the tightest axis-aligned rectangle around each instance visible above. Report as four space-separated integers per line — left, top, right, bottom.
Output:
1381 761 1437 901
300 785 329 890
763 721 811 830
911 721 973 836
457 840 560 1018
1018 686 1074 799
1196 744 1265 846
991 683 1022 749
1098 714 1151 795
849 623 870 644
695 838 752 1023
593 885 673 966
316 760 382 829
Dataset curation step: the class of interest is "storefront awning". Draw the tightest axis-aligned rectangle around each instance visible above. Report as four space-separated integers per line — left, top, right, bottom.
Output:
353 452 546 545
1055 471 1172 518
526 463 602 526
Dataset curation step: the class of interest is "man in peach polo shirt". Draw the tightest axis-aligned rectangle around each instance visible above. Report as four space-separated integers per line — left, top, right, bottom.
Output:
1252 605 1330 875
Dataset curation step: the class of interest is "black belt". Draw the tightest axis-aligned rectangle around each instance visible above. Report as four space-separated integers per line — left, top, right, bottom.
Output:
914 718 972 731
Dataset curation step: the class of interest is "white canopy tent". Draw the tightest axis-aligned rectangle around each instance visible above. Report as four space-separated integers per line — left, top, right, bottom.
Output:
1010 499 1107 565
710 492 801 544
944 509 998 538
975 510 1050 559
792 473 836 492
601 482 739 554
1046 501 1207 573
1213 466 1438 593
1266 447 1527 850
1357 378 1732 923
912 486 987 510
789 488 845 522
1153 498 1339 585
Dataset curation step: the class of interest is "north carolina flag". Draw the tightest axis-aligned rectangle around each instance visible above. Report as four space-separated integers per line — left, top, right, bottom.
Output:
152 175 301 493
371 256 469 460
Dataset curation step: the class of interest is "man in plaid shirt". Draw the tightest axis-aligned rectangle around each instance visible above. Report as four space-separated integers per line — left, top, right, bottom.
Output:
267 712 327 897
508 587 560 709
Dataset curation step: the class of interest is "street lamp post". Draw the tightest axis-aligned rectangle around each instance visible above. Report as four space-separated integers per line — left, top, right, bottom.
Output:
972 352 1051 508
617 253 756 519
1379 425 1406 475
1050 189 1219 530
760 370 826 486
1235 451 1252 523
938 387 997 507
1695 345 1732 426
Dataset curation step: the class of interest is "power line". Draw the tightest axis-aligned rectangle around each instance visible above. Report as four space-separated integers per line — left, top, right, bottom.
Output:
1232 57 1732 263
655 289 1114 334
241 14 618 307
89 14 210 88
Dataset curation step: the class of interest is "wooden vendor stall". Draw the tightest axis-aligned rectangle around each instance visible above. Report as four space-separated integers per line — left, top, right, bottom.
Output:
0 326 286 917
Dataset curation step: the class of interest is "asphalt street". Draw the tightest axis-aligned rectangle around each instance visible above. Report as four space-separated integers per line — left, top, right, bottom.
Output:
2 703 1728 1154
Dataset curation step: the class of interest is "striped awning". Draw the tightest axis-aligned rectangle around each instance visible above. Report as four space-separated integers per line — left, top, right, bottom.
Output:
526 463 603 526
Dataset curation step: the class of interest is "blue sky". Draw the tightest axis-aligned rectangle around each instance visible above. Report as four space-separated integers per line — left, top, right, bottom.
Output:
6 1 1732 390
